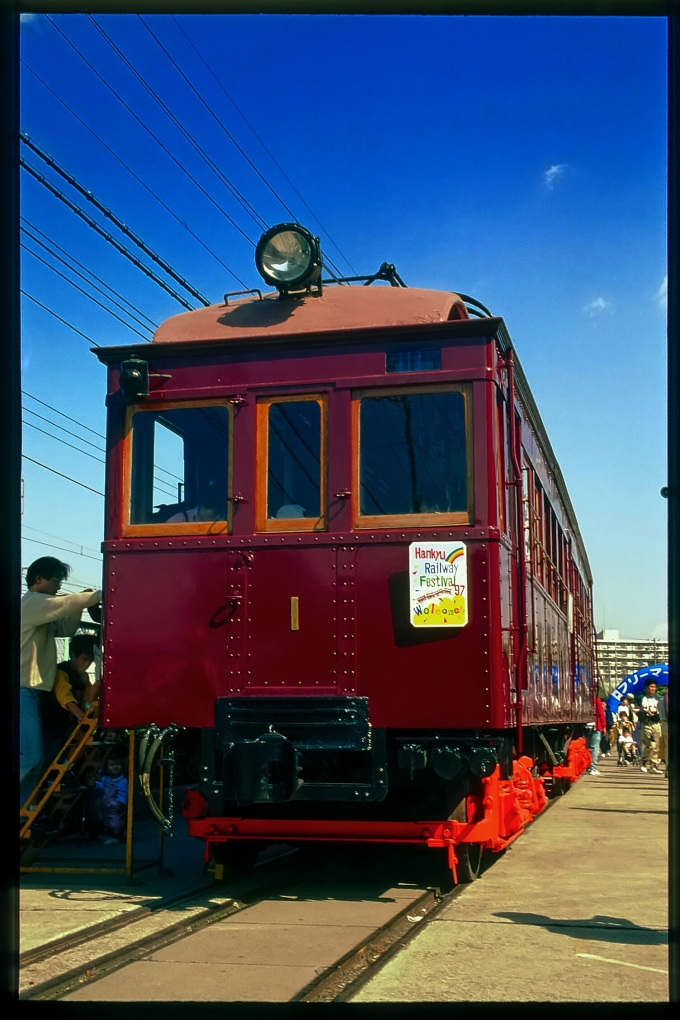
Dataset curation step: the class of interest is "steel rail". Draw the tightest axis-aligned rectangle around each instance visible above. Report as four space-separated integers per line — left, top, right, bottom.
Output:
294 886 452 1002
296 789 567 1002
20 847 304 1001
19 882 213 969
21 894 246 1000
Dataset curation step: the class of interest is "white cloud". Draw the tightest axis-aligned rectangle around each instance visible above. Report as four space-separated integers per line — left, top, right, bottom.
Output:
543 164 569 190
652 622 668 643
583 296 613 317
657 275 667 309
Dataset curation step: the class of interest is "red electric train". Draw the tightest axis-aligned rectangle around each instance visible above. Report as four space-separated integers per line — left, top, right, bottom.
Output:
95 224 594 882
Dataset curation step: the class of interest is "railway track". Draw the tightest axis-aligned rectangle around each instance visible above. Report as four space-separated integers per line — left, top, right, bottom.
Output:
20 842 461 1002
20 845 303 1001
21 794 566 1002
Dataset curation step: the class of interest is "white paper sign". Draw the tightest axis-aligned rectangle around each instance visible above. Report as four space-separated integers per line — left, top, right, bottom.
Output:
409 541 468 627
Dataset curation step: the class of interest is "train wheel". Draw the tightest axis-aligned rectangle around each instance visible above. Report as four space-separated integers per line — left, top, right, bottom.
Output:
547 776 566 798
213 841 261 875
456 843 483 884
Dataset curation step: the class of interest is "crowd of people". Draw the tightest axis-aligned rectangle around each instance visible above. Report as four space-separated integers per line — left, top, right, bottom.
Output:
20 555 128 844
588 679 668 776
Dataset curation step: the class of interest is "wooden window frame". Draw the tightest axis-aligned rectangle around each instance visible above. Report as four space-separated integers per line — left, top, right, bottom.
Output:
533 478 544 587
122 398 234 538
530 474 571 616
255 393 328 534
351 382 474 530
496 397 507 532
522 461 532 569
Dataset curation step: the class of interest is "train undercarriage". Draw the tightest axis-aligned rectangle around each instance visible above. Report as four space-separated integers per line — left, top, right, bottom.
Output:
170 696 591 885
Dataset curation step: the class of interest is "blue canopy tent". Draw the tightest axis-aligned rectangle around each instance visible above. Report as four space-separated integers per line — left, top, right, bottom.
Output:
605 664 669 717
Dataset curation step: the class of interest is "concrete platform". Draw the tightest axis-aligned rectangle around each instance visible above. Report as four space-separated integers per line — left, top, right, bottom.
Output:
353 755 669 1002
21 815 217 955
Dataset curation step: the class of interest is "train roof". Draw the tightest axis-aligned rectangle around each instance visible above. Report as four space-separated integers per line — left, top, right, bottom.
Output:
150 286 470 345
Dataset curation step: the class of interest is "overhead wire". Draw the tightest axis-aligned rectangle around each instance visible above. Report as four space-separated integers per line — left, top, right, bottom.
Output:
22 391 105 439
24 406 106 454
25 22 348 288
22 241 153 341
22 217 158 331
44 14 256 270
21 61 244 284
58 570 102 586
134 16 352 283
23 419 106 463
139 14 295 223
87 14 267 235
22 533 103 564
22 394 182 488
21 290 100 347
21 158 195 313
23 524 102 557
130 16 345 283
23 413 177 498
23 419 178 496
171 15 358 277
22 455 105 496
22 131 211 308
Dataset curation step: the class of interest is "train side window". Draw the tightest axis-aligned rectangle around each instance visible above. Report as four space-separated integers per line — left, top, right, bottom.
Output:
354 384 472 527
255 395 327 532
126 401 231 534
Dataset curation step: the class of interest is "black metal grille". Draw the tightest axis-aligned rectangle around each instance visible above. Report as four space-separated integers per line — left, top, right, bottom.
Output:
215 696 370 751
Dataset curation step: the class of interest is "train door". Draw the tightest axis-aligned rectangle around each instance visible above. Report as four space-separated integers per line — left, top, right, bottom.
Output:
228 392 339 694
239 547 339 693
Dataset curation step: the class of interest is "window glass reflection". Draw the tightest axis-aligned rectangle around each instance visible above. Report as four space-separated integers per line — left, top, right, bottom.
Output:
130 406 229 524
360 391 467 516
267 401 321 519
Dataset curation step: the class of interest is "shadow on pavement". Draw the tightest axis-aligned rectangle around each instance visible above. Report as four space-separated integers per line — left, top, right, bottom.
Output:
493 912 668 946
568 808 667 815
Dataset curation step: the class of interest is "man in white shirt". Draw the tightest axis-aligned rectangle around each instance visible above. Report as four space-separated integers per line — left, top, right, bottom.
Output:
20 556 102 809
657 688 668 769
637 680 663 774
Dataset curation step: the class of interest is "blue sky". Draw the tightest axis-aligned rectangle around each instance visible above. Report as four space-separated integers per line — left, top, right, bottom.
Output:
19 13 667 639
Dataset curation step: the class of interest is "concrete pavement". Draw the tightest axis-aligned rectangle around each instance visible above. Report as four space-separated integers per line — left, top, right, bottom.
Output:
352 754 668 1002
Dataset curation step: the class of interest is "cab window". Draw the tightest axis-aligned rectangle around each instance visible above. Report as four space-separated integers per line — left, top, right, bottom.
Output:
355 385 472 526
256 395 326 532
128 403 231 530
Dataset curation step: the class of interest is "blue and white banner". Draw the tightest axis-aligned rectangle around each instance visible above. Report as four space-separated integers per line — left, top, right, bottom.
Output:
605 664 668 716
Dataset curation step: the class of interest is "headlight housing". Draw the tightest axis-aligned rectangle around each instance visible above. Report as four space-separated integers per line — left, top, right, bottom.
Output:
255 223 321 294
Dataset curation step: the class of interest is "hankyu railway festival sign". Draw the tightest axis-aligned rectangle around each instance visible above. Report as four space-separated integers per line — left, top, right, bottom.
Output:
409 541 468 627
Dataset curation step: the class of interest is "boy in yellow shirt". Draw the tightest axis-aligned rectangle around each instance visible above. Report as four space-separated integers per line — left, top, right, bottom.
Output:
40 634 98 767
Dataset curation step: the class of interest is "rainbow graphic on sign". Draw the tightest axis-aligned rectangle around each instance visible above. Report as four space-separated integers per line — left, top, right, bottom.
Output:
409 541 468 628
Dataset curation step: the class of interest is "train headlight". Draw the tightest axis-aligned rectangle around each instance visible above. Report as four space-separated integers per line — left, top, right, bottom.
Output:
255 223 321 294
119 356 149 399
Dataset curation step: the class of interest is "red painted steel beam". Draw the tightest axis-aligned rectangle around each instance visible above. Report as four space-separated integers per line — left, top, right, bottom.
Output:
184 760 573 865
